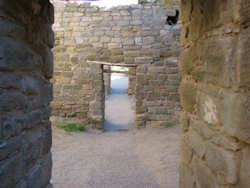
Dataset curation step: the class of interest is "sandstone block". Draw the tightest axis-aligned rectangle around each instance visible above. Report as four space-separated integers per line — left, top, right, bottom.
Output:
135 57 153 64
192 157 220 188
108 43 122 49
197 91 219 126
220 91 250 144
180 81 197 113
142 36 155 44
235 27 250 89
184 129 206 158
180 137 193 164
179 164 195 188
240 146 250 188
205 143 240 184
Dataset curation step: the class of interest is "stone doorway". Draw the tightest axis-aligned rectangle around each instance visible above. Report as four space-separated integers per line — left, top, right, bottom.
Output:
104 66 136 132
87 61 137 131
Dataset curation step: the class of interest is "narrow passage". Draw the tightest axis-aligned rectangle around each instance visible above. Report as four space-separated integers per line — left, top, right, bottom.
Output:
104 68 135 131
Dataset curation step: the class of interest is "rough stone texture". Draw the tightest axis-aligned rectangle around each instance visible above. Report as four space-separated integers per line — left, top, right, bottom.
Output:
0 0 54 188
179 0 250 187
52 1 181 129
139 0 180 16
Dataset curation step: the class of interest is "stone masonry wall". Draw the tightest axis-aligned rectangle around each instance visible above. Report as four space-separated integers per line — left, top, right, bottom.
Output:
52 1 181 128
179 0 250 187
136 24 182 127
0 1 54 188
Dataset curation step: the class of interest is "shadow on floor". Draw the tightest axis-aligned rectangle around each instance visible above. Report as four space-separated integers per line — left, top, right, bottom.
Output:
103 120 129 132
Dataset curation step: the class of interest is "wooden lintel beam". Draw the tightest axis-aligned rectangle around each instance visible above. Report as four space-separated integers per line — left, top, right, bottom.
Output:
87 60 137 67
103 69 136 75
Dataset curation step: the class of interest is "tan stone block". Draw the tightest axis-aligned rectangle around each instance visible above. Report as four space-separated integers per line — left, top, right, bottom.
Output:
211 134 242 152
179 163 195 188
110 55 124 63
135 57 153 64
196 91 220 126
220 91 250 144
184 129 206 158
181 0 244 43
88 37 99 43
240 146 250 188
122 38 135 45
180 81 197 113
180 137 193 164
142 36 155 45
180 112 189 132
205 143 240 184
110 49 123 55
235 27 250 89
198 36 235 87
192 157 220 188
124 50 140 57
108 43 122 49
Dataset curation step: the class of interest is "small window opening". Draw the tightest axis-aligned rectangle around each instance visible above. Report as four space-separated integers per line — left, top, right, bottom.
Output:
166 10 179 25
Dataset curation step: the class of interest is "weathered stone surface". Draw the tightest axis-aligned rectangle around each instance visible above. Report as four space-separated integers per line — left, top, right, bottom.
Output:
197 91 219 126
193 157 220 188
179 0 250 187
52 1 181 129
0 1 54 187
220 91 250 144
180 137 193 164
180 81 197 113
184 129 206 158
240 146 250 188
205 143 240 184
0 153 25 187
179 163 195 188
0 37 43 72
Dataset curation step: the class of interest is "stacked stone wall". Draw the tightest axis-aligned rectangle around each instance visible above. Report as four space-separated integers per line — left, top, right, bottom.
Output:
0 1 54 187
179 0 250 187
139 0 180 15
52 1 181 128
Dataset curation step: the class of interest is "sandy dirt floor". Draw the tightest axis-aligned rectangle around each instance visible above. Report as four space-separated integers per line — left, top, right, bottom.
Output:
51 125 180 188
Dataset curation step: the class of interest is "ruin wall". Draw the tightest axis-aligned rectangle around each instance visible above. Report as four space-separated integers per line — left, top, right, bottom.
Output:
179 0 250 187
52 1 181 128
0 1 54 187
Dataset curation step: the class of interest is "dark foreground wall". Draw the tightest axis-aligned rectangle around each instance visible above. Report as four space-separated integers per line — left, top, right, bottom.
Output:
0 1 54 187
179 0 250 187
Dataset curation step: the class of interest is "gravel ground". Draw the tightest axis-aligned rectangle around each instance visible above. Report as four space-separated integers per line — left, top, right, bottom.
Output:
51 126 180 188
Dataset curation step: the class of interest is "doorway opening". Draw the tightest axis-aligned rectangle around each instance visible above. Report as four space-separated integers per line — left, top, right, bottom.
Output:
104 66 135 132
86 60 137 131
